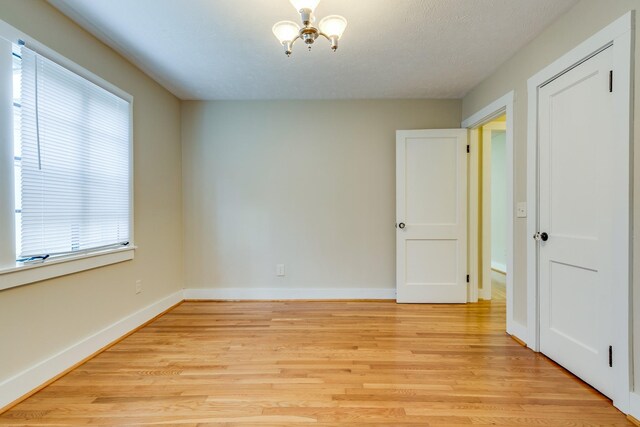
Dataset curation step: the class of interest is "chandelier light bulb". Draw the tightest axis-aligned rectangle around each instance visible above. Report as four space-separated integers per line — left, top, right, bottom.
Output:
289 0 321 13
319 15 348 39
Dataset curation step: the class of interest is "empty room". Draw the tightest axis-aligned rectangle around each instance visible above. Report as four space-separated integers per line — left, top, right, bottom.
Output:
0 0 639 425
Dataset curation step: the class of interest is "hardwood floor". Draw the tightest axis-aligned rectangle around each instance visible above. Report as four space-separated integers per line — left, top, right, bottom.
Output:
0 294 632 425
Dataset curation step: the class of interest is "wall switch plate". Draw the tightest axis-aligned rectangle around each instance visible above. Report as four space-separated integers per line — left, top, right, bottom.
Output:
516 202 527 218
276 264 285 277
135 280 142 294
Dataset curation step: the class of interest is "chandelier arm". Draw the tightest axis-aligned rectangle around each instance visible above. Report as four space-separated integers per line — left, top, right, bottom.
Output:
283 35 301 56
319 32 339 51
282 35 300 56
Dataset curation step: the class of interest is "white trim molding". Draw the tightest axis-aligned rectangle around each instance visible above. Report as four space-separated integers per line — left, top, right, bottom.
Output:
461 91 518 341
0 247 135 291
491 262 507 274
461 92 514 129
526 11 634 413
0 40 14 269
184 287 396 300
466 127 480 303
0 290 183 410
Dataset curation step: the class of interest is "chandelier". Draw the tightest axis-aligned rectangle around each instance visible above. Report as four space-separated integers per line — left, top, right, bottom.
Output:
272 0 348 56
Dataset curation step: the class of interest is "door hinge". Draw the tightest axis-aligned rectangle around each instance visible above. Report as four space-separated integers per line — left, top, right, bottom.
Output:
466 274 470 283
609 345 613 367
466 144 470 153
609 70 613 92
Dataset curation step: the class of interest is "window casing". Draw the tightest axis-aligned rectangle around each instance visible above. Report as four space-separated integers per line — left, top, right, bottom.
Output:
12 46 21 257
0 24 134 290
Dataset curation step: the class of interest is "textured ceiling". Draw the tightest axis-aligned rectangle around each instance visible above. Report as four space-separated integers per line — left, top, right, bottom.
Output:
48 0 578 100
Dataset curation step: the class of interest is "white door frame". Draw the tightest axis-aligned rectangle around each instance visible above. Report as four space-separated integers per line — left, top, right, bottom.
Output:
461 92 521 338
526 12 633 413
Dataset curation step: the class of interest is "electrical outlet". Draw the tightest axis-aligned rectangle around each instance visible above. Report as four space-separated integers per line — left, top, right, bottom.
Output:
276 264 285 277
135 279 142 294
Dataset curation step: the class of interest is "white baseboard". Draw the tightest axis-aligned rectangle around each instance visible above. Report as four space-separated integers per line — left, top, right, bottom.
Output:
491 262 506 274
184 287 396 300
506 320 529 347
0 290 184 410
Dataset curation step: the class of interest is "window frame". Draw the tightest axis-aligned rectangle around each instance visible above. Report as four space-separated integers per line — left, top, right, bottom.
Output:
0 19 135 291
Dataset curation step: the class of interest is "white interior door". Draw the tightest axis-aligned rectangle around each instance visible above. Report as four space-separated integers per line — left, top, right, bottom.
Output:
396 129 467 303
538 46 614 398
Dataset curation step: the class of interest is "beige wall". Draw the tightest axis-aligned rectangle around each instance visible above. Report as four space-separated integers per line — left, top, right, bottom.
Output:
0 1 183 381
182 100 461 291
462 0 639 384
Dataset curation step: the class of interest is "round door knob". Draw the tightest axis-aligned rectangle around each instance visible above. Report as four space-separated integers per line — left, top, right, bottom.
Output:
540 232 549 241
398 222 406 229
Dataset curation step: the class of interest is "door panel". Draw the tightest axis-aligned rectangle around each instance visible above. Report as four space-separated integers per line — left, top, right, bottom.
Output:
406 240 458 285
396 129 467 303
405 137 458 225
549 262 598 351
538 46 613 398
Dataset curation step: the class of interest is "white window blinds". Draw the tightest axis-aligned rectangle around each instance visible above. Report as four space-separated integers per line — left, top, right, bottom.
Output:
19 47 131 258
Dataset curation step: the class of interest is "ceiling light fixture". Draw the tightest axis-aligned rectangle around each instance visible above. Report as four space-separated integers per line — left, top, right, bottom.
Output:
273 0 347 57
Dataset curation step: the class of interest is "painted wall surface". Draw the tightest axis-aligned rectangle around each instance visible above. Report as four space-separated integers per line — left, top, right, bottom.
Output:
462 0 639 384
182 100 461 292
0 1 183 382
490 130 506 272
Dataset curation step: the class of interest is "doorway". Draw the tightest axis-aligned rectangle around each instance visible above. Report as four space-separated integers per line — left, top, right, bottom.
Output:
461 92 519 338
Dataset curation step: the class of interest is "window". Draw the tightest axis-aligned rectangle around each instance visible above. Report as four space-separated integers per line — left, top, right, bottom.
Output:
0 30 133 289
15 46 132 260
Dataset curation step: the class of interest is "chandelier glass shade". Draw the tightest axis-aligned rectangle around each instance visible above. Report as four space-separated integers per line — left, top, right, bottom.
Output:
289 0 321 13
318 15 348 39
272 21 300 44
272 0 348 56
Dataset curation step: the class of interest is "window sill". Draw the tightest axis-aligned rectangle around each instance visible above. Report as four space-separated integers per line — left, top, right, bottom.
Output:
0 246 136 291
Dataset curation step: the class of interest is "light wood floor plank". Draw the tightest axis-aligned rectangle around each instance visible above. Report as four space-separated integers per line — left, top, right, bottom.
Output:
0 286 632 426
